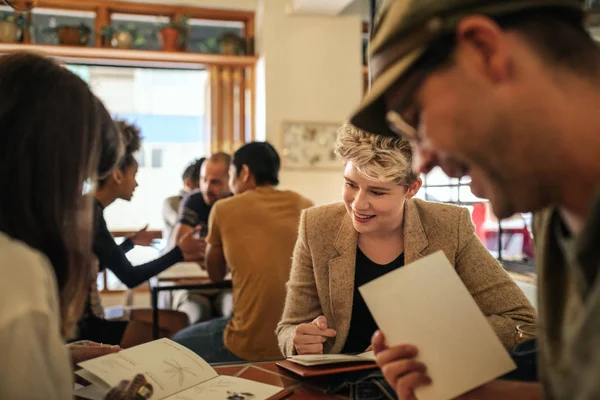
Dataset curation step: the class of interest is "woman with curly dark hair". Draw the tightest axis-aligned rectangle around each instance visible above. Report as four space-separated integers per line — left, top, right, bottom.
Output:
76 119 206 348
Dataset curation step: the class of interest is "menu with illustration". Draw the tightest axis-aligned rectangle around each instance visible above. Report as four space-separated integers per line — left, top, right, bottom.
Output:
74 339 285 400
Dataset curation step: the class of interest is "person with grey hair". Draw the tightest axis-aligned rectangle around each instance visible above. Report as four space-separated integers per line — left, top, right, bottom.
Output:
276 124 534 357
352 1 600 399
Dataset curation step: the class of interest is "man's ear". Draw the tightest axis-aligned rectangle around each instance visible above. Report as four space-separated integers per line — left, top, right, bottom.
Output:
455 16 511 84
405 177 423 199
241 165 251 183
112 169 124 185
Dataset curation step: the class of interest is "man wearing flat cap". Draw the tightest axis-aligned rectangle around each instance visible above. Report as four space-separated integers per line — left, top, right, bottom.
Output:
352 0 600 399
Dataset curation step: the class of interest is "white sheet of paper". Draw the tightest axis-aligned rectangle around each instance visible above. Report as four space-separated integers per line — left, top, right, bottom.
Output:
164 375 283 400
288 350 376 366
78 339 217 400
359 251 516 400
74 384 108 400
75 370 111 391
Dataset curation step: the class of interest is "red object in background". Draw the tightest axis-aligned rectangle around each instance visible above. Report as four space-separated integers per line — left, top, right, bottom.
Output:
159 27 180 52
471 203 535 260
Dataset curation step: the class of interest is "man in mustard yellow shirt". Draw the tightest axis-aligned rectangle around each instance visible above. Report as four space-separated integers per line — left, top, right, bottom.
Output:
173 142 313 362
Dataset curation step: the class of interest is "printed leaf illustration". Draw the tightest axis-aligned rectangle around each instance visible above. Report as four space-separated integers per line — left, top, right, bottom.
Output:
162 359 197 387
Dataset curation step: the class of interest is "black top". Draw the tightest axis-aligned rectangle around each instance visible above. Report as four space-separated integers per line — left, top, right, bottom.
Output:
93 200 183 289
177 189 212 230
342 247 405 353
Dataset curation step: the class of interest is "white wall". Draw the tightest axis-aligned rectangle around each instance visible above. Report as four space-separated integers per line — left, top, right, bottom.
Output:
256 0 363 205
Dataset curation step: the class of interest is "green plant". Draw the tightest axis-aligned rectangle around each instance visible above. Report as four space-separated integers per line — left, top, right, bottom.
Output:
0 11 30 28
159 14 190 33
158 14 190 49
196 36 219 54
101 23 147 47
52 22 92 35
219 32 246 55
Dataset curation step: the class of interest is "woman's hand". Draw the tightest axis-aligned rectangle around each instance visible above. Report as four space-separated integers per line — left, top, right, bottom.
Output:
128 225 154 247
372 330 430 400
104 374 153 400
177 227 206 262
293 316 337 354
67 341 121 368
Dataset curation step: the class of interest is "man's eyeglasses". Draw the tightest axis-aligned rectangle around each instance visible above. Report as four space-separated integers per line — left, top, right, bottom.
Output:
385 62 432 143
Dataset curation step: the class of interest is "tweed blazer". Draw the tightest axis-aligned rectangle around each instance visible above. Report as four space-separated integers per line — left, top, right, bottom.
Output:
276 199 536 356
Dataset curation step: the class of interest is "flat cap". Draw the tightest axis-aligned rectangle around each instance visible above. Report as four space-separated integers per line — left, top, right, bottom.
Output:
350 0 583 137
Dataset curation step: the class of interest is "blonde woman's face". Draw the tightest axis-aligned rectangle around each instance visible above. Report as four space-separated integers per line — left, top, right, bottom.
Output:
342 161 412 235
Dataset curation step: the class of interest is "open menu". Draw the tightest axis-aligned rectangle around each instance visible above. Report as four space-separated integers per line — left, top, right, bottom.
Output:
286 350 375 366
359 251 516 400
74 339 286 400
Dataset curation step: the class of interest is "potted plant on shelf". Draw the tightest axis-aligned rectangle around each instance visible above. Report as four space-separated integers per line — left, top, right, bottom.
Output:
0 12 29 43
196 36 219 54
55 22 92 46
219 32 246 55
101 23 146 49
158 14 189 52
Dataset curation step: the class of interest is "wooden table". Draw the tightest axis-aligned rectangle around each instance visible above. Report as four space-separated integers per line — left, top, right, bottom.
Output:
215 361 347 399
151 262 232 339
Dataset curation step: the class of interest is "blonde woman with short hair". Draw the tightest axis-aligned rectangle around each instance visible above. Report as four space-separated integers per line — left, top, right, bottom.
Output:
276 124 535 356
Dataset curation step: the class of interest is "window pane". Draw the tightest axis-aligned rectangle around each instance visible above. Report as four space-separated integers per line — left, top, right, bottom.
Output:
188 18 245 54
32 8 96 47
135 150 146 168
69 64 209 231
420 167 534 262
96 271 105 291
151 148 163 168
109 13 169 50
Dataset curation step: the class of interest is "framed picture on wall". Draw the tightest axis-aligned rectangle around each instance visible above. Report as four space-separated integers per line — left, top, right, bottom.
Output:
281 121 342 169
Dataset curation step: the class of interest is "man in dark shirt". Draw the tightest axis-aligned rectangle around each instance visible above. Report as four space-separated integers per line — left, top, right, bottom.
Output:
168 152 233 324
162 158 204 242
170 152 232 245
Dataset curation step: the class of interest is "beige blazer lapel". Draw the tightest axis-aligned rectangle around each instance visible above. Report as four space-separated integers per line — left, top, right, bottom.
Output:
403 199 429 264
328 213 358 353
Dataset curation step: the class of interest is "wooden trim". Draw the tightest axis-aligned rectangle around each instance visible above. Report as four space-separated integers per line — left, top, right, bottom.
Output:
0 44 258 68
222 67 234 152
28 0 254 22
249 65 256 141
100 282 151 294
245 15 255 55
96 5 109 48
210 65 222 153
362 21 369 34
110 230 163 240
236 67 246 147
102 270 108 292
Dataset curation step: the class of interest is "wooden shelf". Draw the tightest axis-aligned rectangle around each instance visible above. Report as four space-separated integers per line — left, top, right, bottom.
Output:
11 0 255 22
0 44 258 69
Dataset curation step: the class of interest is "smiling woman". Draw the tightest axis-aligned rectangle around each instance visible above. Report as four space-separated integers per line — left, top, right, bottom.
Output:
276 124 536 357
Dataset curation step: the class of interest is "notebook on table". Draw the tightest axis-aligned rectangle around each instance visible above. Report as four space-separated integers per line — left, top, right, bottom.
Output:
276 351 378 377
74 338 290 400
